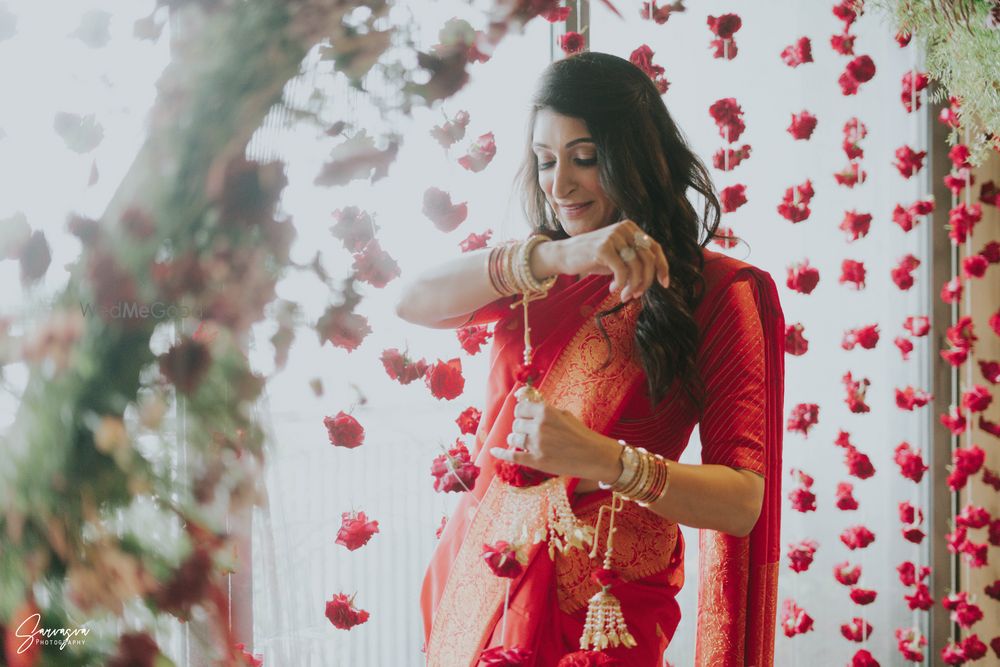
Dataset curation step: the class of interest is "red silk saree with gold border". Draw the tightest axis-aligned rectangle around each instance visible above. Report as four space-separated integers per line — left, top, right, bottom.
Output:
420 247 785 666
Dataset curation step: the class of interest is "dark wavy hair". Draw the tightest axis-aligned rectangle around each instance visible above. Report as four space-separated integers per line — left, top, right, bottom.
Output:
515 51 736 414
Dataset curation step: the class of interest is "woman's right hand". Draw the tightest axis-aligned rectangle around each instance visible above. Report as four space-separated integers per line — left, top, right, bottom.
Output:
550 220 670 302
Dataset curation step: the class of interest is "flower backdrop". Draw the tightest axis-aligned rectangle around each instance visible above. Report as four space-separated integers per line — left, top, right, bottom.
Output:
0 0 998 665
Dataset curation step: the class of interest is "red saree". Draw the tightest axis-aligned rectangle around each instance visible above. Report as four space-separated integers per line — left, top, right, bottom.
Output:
421 247 785 666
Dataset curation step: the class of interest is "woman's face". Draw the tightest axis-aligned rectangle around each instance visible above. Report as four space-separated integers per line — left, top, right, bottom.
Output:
531 108 619 236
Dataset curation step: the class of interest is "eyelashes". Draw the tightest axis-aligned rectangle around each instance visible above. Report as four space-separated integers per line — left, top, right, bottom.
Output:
536 157 598 170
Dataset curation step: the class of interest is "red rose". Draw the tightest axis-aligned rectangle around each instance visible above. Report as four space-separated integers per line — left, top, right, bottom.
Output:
840 525 875 550
789 486 817 513
422 187 469 232
846 54 875 82
712 226 739 249
962 385 993 413
834 162 867 187
901 70 929 112
629 45 669 93
786 402 819 435
836 482 859 511
979 360 1000 384
897 561 931 587
777 179 815 223
317 304 371 352
542 6 572 22
556 651 624 667
895 336 914 360
352 239 400 288
980 239 1000 263
903 316 930 337
336 511 379 551
954 446 985 476
945 168 975 195
711 144 751 171
482 540 527 579
946 204 983 245
941 641 965 665
905 583 933 610
893 442 928 483
708 98 745 141
331 206 379 252
895 386 932 410
780 599 814 637
159 338 211 395
833 0 860 28
949 143 972 169
939 96 962 127
381 348 429 385
430 440 480 492
559 31 585 56
896 627 926 662
986 579 1000 600
841 617 872 641
719 184 748 213
834 561 861 586
457 324 493 355
325 593 369 630
480 646 533 666
425 358 466 400
842 324 879 350
787 539 818 573
842 371 871 414
234 643 263 667
946 315 976 350
786 261 820 295
956 504 990 529
709 37 738 60
839 259 866 290
706 13 741 39
962 635 987 660
845 447 875 479
982 466 1000 491
430 109 470 149
851 649 879 667
780 37 813 67
458 132 496 173
894 145 926 178
455 406 482 435
785 323 809 356
830 32 856 55
787 111 817 140
941 408 967 435
459 229 492 252
981 180 1000 206
962 254 988 278
324 411 365 448
896 30 913 47
839 210 872 241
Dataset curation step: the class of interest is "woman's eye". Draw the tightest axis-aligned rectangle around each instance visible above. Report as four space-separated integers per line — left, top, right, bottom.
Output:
575 157 598 166
537 160 555 170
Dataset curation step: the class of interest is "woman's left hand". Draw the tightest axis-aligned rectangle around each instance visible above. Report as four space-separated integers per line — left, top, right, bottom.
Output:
490 396 622 483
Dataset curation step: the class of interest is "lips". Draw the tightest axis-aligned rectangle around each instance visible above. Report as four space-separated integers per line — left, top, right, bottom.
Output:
559 202 593 217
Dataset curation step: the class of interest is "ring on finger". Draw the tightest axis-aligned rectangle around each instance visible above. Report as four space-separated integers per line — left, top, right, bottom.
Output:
617 245 638 262
634 231 652 250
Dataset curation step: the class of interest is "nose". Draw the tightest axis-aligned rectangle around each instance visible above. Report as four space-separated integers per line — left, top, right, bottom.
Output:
552 160 575 199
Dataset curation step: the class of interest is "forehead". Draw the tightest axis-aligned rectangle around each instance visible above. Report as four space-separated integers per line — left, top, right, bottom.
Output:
531 108 591 147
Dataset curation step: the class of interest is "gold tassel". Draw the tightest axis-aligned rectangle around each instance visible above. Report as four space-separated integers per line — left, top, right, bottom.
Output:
579 493 637 651
580 588 637 651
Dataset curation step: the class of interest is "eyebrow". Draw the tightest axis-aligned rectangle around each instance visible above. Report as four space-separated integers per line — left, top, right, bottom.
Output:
531 138 595 149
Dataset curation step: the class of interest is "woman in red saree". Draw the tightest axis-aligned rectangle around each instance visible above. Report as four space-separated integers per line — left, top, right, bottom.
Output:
399 52 784 666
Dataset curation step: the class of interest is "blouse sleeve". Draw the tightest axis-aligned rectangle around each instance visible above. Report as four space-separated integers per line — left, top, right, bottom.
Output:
697 275 767 476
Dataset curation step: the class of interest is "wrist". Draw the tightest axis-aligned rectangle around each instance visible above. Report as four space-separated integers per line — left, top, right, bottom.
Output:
530 237 564 278
595 436 625 485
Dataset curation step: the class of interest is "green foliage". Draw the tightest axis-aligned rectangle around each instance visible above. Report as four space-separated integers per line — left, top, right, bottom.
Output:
874 0 1000 163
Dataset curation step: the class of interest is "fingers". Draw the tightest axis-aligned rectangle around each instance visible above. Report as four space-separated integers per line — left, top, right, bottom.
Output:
597 243 630 298
489 446 533 466
634 244 657 298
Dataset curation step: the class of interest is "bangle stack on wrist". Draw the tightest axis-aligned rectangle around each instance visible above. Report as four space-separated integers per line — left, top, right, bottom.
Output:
599 440 671 507
487 234 558 297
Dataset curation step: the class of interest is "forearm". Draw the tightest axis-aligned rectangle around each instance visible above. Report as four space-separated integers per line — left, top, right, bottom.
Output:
592 436 763 537
395 240 563 328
